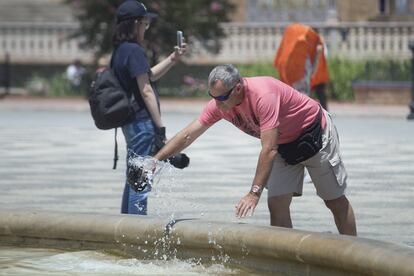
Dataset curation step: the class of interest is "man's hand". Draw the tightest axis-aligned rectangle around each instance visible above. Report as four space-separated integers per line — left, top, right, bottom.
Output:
235 193 260 218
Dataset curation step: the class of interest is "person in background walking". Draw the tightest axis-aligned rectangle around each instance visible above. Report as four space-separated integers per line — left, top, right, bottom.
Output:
273 23 329 110
66 59 86 91
311 37 330 111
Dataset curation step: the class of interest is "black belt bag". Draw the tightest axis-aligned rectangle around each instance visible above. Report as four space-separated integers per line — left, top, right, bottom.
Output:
278 110 323 165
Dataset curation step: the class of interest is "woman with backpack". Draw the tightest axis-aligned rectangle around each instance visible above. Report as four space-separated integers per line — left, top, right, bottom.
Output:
111 1 186 215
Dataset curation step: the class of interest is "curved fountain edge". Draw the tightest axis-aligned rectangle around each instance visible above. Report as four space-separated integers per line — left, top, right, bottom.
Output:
0 210 413 275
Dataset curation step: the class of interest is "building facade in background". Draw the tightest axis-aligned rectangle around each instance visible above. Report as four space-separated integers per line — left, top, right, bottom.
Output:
201 0 414 63
230 0 414 22
0 0 413 65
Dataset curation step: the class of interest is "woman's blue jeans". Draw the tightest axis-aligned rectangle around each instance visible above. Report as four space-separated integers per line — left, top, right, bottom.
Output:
121 118 155 215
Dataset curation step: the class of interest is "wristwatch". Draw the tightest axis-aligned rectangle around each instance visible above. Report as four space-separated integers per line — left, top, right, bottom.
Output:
249 184 263 197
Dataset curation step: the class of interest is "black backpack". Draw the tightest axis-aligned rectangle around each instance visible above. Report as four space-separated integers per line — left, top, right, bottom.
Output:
88 66 139 169
88 68 135 130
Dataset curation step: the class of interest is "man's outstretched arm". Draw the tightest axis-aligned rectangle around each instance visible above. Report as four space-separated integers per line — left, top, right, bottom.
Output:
236 128 279 218
154 119 209 162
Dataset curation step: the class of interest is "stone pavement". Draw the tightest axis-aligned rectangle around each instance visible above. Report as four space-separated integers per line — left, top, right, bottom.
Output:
0 96 413 247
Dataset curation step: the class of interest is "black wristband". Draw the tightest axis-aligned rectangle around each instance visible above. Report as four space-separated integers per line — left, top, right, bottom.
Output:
155 127 166 136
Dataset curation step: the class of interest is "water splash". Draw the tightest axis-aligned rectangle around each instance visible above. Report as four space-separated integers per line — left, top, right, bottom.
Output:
125 154 234 268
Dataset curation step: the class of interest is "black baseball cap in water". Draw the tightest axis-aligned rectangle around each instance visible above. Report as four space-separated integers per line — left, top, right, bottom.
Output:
116 0 158 24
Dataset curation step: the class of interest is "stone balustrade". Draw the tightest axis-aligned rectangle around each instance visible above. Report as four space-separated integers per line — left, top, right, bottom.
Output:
0 21 413 64
194 21 414 64
0 22 91 64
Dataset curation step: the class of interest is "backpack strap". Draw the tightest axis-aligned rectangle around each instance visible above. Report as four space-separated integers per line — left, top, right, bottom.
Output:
113 128 119 170
110 48 119 170
109 46 117 68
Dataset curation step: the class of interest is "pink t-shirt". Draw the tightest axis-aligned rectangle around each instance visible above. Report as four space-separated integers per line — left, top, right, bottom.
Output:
198 77 326 144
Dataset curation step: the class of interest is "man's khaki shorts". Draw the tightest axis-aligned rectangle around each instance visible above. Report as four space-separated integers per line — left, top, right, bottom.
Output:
267 111 347 200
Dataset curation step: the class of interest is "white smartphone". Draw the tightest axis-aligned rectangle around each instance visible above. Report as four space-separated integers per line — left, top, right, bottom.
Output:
177 31 183 48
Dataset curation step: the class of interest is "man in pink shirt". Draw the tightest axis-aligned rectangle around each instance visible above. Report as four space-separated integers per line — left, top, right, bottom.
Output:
154 64 357 236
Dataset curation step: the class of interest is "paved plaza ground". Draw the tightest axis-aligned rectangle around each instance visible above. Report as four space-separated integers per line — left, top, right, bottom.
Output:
0 96 413 248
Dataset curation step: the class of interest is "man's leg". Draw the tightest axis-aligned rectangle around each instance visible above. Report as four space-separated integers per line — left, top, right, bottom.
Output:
324 195 357 236
267 193 294 228
304 109 357 235
266 152 304 228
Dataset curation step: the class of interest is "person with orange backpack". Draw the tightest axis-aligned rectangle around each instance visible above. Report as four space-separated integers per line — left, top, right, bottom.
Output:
274 23 329 110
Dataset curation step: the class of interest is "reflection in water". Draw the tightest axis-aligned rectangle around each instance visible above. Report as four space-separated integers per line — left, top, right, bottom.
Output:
0 247 245 275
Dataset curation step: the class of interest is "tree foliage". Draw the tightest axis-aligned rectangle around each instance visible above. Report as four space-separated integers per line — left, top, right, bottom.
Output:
65 0 235 62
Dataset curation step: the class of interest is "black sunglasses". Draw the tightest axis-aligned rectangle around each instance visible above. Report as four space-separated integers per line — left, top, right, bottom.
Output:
208 84 237 101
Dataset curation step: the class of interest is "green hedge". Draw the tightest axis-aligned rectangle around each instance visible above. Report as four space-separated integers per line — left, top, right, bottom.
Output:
23 59 410 101
237 63 278 78
157 62 279 98
327 58 365 101
158 59 411 101
327 58 411 101
26 73 91 97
